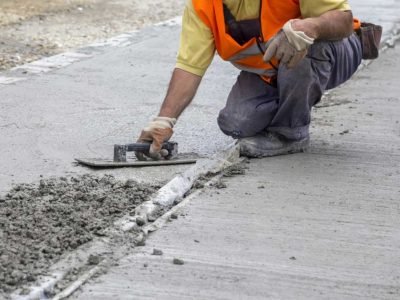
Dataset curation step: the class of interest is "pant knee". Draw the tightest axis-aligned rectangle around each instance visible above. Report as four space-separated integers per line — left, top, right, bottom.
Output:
217 110 258 139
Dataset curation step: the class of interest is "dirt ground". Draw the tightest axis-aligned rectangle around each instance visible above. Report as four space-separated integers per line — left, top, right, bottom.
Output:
0 0 185 71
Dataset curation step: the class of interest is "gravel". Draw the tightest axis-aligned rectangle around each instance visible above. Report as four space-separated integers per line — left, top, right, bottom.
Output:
172 258 185 265
0 174 157 293
0 0 185 71
152 249 163 256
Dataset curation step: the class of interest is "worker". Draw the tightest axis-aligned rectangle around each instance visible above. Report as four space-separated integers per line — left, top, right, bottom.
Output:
135 0 363 160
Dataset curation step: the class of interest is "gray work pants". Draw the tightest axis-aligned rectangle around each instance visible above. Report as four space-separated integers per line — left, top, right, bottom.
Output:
217 33 363 140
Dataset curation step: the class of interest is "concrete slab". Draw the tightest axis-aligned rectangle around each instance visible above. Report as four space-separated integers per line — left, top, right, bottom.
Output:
0 24 235 195
0 0 398 195
0 1 399 297
70 18 400 300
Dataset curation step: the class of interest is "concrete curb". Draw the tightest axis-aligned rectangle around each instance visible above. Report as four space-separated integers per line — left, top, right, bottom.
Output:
120 143 240 232
12 144 240 300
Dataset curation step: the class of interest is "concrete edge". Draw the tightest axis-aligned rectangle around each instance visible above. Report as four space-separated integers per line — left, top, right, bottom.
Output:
50 156 243 300
121 143 241 232
12 143 240 300
51 267 101 300
143 172 227 233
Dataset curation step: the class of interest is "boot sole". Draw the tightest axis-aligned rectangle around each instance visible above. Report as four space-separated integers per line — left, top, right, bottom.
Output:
240 138 310 158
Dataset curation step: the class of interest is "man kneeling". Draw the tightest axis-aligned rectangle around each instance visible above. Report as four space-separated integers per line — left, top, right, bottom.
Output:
135 0 363 160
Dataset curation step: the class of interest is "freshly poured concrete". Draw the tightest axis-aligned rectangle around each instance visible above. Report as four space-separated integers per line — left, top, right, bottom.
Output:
0 0 399 298
71 43 400 299
0 0 397 194
0 24 235 195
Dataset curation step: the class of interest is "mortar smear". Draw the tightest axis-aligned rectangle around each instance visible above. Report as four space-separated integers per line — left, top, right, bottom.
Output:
0 174 157 294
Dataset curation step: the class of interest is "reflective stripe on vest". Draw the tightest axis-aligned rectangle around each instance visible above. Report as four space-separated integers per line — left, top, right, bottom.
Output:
231 62 277 77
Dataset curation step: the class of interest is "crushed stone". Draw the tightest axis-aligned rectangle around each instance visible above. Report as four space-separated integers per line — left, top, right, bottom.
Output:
188 160 248 196
0 174 157 294
135 216 146 227
222 163 248 177
88 254 101 266
136 240 146 247
152 249 163 256
214 179 227 189
172 258 185 265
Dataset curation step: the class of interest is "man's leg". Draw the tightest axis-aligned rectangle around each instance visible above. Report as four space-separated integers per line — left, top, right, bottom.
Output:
219 35 361 157
268 33 363 140
217 71 279 138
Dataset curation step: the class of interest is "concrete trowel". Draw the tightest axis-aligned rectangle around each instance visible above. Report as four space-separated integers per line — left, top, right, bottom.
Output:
75 141 197 168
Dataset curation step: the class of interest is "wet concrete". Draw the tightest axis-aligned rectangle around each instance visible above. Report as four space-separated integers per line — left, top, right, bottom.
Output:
0 0 397 195
71 42 400 299
0 0 399 298
0 17 236 298
0 22 235 196
0 174 157 294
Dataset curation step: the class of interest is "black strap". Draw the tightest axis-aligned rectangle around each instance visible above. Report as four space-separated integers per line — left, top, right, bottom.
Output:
223 3 246 45
258 0 264 41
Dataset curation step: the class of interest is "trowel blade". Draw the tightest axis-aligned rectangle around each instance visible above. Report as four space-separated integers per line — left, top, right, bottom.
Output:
75 157 197 168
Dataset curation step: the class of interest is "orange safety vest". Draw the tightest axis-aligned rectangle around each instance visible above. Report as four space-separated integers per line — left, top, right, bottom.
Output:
192 0 361 83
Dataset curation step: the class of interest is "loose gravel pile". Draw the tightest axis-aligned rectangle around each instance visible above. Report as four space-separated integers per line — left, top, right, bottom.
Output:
0 174 157 293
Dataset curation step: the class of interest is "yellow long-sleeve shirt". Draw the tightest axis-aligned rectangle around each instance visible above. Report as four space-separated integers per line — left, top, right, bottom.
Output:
176 0 351 76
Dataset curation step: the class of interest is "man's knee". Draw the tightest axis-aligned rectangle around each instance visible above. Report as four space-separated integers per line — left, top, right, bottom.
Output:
217 98 279 138
217 109 258 138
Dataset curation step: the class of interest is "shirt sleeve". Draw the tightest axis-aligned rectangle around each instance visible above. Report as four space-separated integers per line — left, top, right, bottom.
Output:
300 0 351 18
175 0 216 77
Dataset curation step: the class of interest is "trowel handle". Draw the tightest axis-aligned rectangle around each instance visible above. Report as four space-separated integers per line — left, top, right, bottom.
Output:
113 142 177 162
114 143 149 162
126 143 151 152
127 142 177 152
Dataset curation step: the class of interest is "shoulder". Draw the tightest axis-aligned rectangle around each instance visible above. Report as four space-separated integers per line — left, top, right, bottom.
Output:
190 0 216 28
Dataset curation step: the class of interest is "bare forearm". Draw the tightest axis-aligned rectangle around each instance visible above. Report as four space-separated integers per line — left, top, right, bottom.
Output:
159 68 202 118
293 10 354 41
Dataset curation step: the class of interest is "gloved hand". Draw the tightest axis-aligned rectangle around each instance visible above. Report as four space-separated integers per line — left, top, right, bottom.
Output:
135 116 177 161
264 20 315 68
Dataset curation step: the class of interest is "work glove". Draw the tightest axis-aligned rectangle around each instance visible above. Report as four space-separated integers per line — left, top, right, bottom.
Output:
135 116 177 161
264 20 314 69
